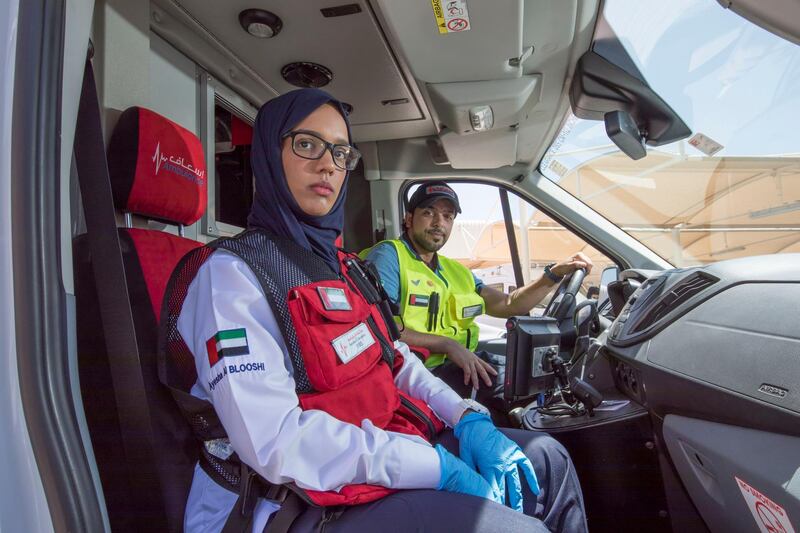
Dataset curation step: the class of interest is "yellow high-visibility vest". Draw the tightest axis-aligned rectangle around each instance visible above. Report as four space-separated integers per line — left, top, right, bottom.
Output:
361 239 484 368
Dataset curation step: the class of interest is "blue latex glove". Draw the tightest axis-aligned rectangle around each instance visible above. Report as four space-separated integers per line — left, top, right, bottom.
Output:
435 444 503 504
454 412 540 512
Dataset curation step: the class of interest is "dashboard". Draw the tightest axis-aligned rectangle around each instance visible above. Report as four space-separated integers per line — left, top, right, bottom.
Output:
600 254 800 436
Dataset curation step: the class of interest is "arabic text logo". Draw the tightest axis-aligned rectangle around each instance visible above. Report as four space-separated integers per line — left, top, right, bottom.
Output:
152 142 205 185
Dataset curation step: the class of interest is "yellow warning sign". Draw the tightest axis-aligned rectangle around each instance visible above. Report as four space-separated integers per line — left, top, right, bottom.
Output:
431 0 471 34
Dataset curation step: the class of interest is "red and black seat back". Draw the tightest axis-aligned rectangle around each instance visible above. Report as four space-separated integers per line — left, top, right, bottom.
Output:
75 105 206 532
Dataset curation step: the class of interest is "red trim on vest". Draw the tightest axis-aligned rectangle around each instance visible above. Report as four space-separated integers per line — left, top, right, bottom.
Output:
127 108 207 225
125 228 201 321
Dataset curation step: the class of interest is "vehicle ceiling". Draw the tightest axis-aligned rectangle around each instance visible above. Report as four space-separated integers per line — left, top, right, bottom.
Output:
149 0 601 171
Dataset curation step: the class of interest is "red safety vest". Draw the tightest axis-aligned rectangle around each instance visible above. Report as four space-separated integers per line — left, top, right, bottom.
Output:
160 230 444 508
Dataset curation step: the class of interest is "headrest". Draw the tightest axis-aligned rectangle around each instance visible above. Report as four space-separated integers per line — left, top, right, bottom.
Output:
107 107 207 226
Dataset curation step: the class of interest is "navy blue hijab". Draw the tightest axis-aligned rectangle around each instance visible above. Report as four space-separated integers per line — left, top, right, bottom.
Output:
247 89 352 273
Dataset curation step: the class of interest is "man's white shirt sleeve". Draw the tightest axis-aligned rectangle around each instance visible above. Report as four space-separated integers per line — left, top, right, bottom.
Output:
177 250 440 492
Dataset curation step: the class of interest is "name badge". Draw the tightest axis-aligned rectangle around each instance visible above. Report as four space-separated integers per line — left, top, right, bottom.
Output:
331 323 375 364
462 304 483 318
317 286 352 311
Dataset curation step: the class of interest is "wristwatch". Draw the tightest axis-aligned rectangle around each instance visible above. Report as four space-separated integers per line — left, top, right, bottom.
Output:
459 398 490 417
543 263 564 284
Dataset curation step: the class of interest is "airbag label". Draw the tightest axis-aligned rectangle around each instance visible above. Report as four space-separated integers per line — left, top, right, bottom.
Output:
430 0 471 34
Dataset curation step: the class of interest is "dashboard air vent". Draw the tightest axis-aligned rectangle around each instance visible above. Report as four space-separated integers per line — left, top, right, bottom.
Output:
629 271 718 333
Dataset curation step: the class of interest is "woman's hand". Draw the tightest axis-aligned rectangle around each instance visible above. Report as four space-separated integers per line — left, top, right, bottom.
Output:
435 444 503 504
444 340 497 390
454 412 540 512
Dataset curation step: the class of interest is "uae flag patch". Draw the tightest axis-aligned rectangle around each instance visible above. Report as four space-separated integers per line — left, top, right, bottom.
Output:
207 328 249 366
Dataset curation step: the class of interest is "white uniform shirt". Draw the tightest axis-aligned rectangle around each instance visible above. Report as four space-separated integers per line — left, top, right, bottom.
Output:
179 250 475 532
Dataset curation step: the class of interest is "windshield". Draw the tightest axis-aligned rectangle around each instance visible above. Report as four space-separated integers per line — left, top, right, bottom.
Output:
540 0 800 266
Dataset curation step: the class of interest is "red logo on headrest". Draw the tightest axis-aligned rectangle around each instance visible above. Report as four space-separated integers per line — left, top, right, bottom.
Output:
152 142 205 185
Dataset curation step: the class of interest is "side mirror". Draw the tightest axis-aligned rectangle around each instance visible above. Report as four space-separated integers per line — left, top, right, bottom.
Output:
598 265 619 306
605 110 646 160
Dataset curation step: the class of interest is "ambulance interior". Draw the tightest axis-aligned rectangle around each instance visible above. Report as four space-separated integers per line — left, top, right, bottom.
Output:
13 0 800 531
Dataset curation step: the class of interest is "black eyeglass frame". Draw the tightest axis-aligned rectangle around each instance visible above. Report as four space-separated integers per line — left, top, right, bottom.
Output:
282 130 361 170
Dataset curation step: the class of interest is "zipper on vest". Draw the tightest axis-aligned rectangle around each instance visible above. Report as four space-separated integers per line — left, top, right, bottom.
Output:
399 396 436 441
465 328 471 350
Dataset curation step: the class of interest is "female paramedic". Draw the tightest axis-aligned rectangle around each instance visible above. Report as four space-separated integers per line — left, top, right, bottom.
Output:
159 88 587 532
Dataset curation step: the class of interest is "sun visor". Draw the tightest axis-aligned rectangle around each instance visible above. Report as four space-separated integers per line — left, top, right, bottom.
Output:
427 76 541 134
438 128 518 169
426 77 540 168
373 0 525 82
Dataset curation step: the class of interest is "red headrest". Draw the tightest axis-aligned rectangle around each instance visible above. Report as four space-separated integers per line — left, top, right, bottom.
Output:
107 107 207 226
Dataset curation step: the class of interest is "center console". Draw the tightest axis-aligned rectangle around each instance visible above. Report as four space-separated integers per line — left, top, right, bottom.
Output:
504 314 670 532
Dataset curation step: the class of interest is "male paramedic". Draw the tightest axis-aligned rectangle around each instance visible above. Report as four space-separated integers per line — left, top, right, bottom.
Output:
361 181 593 407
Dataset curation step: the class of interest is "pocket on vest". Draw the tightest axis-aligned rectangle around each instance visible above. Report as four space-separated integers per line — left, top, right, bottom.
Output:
299 363 399 428
287 280 384 391
449 292 484 325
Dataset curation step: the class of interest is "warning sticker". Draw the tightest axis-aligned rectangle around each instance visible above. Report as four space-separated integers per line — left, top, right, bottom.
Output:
431 0 471 34
548 159 569 178
688 132 724 157
736 476 795 533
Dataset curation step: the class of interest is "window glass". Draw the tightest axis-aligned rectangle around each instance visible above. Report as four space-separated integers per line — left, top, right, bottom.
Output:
540 0 800 266
214 104 253 229
407 182 616 340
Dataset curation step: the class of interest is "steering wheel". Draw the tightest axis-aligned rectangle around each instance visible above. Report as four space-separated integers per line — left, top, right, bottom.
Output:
543 268 587 321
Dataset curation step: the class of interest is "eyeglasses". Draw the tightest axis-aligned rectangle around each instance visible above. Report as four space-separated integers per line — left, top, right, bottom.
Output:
283 130 361 170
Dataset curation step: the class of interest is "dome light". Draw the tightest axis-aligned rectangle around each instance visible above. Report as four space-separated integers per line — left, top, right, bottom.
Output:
239 9 282 39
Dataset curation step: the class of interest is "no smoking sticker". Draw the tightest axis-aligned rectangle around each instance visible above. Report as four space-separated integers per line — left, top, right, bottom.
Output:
430 0 471 34
736 476 795 533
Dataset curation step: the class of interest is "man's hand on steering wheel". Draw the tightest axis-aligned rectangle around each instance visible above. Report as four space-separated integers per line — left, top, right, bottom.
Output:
543 252 594 320
550 252 594 279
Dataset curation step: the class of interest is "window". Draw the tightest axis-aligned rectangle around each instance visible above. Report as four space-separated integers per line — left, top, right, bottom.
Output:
213 105 253 229
406 182 616 340
201 76 258 238
540 0 800 267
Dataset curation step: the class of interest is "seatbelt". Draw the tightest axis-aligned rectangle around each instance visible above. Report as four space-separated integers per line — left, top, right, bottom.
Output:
220 464 309 533
73 53 161 520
